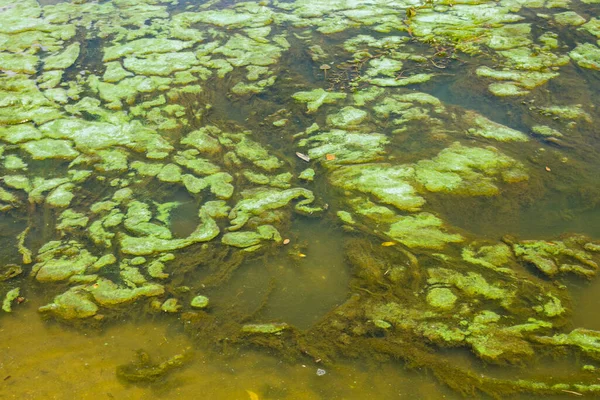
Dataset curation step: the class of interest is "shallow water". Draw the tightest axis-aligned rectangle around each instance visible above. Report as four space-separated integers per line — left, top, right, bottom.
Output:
2 0 600 398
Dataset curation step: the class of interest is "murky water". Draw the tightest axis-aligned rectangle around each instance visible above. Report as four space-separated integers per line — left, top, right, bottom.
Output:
2 0 600 398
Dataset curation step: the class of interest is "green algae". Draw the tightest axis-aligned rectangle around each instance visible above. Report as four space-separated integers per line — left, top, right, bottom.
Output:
87 278 164 306
38 287 98 320
242 323 289 334
43 42 80 70
33 241 98 282
228 188 320 231
329 164 424 212
2 287 20 312
292 88 347 113
511 236 599 278
426 288 457 310
464 111 529 142
1 0 600 396
299 129 389 165
191 295 209 309
569 43 600 70
326 106 368 130
414 142 528 195
123 52 199 76
388 213 464 250
554 11 586 26
475 66 559 91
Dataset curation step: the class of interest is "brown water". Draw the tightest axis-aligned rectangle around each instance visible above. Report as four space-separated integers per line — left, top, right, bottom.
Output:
2 0 600 398
1 301 456 399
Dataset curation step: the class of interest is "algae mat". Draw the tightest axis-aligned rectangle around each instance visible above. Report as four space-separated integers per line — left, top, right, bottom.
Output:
1 0 600 398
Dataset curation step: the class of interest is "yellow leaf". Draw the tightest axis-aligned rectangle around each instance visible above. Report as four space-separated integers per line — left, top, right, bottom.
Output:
381 241 396 247
246 390 260 400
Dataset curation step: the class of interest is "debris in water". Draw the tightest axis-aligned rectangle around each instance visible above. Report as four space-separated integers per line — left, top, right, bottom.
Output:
246 390 260 400
316 368 326 376
296 152 310 162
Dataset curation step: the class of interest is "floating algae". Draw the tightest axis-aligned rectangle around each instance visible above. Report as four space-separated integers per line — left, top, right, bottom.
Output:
1 0 600 397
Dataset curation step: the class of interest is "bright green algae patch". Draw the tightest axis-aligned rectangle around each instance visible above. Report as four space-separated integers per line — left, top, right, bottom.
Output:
1 0 600 397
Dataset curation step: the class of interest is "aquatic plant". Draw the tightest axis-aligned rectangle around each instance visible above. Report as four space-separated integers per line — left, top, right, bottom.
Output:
1 0 600 396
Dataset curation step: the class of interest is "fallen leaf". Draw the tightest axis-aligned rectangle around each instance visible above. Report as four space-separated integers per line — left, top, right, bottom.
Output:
246 390 260 400
545 166 551 172
298 253 306 258
381 241 396 247
283 238 290 245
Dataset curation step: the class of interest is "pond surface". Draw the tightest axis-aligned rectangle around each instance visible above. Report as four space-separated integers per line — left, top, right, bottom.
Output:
1 0 600 398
